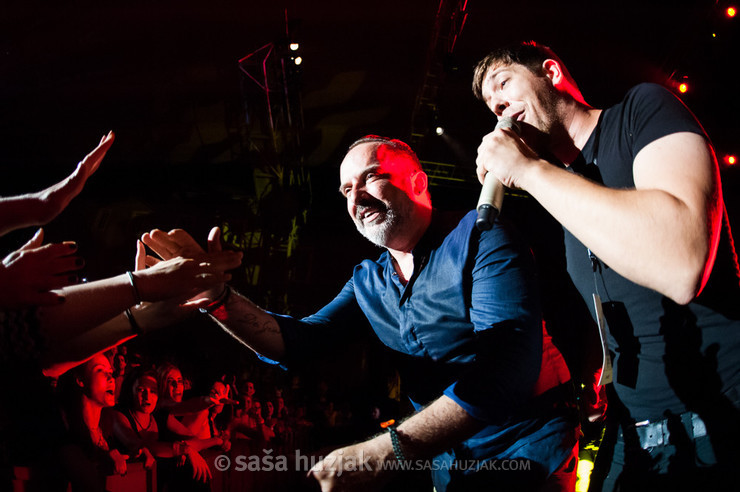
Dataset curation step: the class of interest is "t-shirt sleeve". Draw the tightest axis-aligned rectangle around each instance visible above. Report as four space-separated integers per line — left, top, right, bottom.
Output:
625 83 707 157
442 221 544 423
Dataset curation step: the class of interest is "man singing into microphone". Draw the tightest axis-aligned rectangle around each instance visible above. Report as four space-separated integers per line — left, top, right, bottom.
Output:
473 41 740 490
142 136 579 491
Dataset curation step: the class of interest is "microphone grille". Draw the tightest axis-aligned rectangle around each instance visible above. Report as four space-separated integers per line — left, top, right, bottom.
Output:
495 116 521 135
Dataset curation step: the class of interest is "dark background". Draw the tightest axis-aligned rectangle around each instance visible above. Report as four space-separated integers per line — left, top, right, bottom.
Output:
1 0 738 383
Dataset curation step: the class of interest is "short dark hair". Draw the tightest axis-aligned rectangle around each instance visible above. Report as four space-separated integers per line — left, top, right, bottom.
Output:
346 135 422 173
472 41 567 100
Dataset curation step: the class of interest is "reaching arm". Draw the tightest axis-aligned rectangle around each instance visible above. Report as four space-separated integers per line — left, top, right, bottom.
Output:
207 288 286 361
41 298 205 378
36 250 242 345
0 228 83 309
0 132 114 236
141 227 287 360
309 395 481 491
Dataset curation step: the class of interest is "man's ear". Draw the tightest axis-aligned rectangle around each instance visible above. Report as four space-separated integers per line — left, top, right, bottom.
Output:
410 171 429 196
542 59 564 87
76 377 85 389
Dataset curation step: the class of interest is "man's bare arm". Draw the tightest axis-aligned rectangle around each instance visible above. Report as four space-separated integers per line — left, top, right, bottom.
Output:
477 130 720 304
309 395 482 491
208 288 286 361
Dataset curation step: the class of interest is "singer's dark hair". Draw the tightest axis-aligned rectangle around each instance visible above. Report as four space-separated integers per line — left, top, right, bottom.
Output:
346 135 422 172
472 41 577 100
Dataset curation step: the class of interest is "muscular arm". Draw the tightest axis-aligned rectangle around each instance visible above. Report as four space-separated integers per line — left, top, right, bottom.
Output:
518 132 720 304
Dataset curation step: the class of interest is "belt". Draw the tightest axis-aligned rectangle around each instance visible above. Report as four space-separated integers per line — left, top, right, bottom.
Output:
627 412 707 450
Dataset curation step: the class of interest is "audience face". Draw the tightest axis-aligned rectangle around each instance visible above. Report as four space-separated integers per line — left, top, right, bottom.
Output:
210 381 226 414
114 353 126 376
163 367 184 403
134 375 159 415
245 381 255 397
79 354 115 408
265 401 274 418
250 401 262 419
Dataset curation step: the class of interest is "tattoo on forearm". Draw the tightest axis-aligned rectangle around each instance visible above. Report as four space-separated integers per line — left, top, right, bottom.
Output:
208 288 283 356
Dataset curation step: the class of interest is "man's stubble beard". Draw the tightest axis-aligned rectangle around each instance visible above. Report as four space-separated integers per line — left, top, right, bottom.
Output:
355 200 412 249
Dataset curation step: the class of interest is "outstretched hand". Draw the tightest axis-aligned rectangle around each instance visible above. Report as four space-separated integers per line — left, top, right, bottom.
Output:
0 132 115 238
141 228 207 262
33 131 115 226
126 239 220 333
141 227 231 303
0 228 83 309
132 251 242 304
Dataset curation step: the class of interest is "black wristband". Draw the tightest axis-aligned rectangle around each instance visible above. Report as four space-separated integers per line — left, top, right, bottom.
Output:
127 271 142 305
125 308 143 335
199 285 232 314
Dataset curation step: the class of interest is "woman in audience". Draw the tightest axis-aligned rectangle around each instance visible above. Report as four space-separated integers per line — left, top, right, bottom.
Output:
0 131 241 491
59 353 128 491
154 363 229 490
107 368 217 486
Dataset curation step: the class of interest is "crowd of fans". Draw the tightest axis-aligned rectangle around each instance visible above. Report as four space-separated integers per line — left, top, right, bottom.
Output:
0 134 394 491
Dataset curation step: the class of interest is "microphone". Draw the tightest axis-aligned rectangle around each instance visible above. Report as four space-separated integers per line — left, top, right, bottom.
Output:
475 116 521 231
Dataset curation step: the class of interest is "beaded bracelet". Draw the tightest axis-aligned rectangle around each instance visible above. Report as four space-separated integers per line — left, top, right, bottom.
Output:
380 419 406 464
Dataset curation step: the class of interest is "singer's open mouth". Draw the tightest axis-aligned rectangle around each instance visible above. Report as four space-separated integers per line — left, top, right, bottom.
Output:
509 110 524 122
361 209 381 224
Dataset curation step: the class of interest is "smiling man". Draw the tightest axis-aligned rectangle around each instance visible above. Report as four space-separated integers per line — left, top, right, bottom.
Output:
144 135 579 491
473 41 740 490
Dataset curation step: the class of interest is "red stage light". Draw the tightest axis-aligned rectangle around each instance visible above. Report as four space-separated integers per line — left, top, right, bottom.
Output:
678 82 689 93
724 154 737 166
727 7 737 17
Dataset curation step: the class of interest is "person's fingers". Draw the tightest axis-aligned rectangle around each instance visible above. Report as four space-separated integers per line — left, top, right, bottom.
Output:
45 254 84 275
141 230 177 260
207 227 223 253
167 229 206 255
19 244 80 277
202 250 243 269
81 131 115 175
144 255 161 268
135 240 146 271
19 228 44 251
181 298 211 310
147 229 181 258
191 272 233 292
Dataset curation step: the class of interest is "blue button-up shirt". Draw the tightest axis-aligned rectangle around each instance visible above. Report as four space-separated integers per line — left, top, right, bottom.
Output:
270 210 576 489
